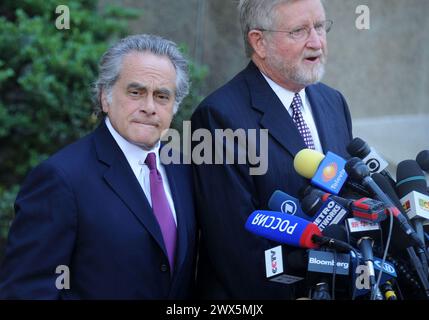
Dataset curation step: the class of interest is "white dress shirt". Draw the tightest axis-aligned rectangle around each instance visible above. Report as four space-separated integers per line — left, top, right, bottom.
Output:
105 117 177 224
261 72 324 153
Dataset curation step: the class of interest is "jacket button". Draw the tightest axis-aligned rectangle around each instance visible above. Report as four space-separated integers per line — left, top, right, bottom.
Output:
161 264 169 272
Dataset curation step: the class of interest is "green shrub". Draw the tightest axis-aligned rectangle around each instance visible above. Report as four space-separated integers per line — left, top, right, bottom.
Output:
0 0 208 257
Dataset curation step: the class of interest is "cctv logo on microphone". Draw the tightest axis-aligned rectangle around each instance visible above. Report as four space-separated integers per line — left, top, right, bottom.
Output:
265 246 283 277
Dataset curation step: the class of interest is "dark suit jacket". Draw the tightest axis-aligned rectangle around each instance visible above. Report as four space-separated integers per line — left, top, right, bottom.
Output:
191 61 353 299
0 121 197 299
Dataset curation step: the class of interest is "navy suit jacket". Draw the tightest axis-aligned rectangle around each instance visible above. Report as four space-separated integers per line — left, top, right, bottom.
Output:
0 121 197 299
191 61 353 299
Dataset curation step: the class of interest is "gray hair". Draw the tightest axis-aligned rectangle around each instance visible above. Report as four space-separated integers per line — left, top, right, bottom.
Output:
93 34 190 115
238 0 325 57
238 0 287 57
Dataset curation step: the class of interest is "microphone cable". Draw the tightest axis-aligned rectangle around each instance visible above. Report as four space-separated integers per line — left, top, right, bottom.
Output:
371 207 394 300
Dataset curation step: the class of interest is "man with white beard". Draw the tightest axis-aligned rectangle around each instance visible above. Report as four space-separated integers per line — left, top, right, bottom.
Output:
191 0 353 299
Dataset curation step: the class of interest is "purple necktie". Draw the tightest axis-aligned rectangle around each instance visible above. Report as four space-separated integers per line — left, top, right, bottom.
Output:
145 152 177 273
291 93 316 150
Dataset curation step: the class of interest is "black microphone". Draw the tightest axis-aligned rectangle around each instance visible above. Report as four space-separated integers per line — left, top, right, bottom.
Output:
345 157 424 250
372 173 407 215
416 150 429 173
395 160 429 278
396 160 428 198
346 137 396 187
357 236 380 299
346 158 429 299
372 172 415 252
302 186 387 224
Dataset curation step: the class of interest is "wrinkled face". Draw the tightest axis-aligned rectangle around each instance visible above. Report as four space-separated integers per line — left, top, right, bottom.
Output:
102 51 177 150
263 0 328 90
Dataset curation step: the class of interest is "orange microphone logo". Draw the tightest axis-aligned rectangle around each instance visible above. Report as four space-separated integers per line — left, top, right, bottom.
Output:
322 163 338 182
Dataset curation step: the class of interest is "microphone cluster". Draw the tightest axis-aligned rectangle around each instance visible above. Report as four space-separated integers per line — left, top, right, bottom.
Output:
244 138 429 300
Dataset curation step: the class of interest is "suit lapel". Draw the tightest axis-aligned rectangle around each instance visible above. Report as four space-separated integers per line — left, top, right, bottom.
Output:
93 122 168 258
244 62 307 158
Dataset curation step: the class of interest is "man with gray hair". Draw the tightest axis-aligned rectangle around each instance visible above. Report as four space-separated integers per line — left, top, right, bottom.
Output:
192 0 353 299
0 34 197 299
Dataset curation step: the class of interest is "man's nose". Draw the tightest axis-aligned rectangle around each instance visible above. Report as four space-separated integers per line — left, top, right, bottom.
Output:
139 95 156 115
305 28 323 50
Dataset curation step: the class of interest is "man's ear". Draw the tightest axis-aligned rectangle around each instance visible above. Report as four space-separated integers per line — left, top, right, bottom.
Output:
101 90 110 113
248 30 267 59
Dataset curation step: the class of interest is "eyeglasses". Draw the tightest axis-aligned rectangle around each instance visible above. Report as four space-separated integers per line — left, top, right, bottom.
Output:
257 19 333 41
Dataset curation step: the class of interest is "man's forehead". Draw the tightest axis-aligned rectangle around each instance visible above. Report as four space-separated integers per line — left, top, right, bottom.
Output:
126 81 175 92
274 0 326 25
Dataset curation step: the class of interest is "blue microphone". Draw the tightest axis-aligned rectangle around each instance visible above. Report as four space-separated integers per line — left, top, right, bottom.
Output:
245 211 354 252
293 149 348 195
268 190 313 220
245 210 322 249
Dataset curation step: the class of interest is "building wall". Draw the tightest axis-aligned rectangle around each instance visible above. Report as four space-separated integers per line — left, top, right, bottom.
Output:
101 0 429 169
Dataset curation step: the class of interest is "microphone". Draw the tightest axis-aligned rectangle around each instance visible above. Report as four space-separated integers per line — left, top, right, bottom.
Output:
300 190 349 231
268 190 313 220
344 157 424 249
323 224 396 299
372 172 417 252
346 158 429 299
293 149 369 196
345 218 383 299
302 186 387 224
346 137 395 186
357 236 379 297
372 173 407 215
396 160 429 244
396 160 428 197
416 150 429 173
245 210 354 252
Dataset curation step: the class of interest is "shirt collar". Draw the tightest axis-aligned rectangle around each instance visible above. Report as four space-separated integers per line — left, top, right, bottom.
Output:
260 72 306 114
105 117 161 175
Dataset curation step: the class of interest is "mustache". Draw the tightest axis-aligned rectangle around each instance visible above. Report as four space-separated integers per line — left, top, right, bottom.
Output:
303 51 324 59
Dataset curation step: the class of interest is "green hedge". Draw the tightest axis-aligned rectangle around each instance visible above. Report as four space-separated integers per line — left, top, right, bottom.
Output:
0 0 207 257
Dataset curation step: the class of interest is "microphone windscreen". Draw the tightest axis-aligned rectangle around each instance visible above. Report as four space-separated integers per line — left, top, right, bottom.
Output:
347 137 371 159
396 160 428 197
300 190 324 217
416 150 429 172
294 149 325 179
